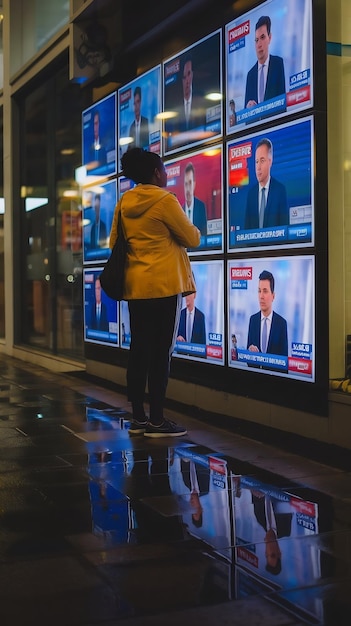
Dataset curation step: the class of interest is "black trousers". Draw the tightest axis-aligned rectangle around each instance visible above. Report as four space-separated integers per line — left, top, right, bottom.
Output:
127 294 182 424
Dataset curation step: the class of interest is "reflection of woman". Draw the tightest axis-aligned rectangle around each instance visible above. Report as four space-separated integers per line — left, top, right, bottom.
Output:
231 333 238 360
229 99 236 127
109 148 200 437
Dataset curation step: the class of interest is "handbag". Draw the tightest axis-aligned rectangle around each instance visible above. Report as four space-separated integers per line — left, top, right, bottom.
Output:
100 210 127 301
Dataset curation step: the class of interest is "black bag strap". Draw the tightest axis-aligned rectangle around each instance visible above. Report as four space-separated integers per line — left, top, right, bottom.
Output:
117 200 125 242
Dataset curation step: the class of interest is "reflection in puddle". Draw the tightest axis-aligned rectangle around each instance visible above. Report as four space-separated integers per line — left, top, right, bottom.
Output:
83 407 347 623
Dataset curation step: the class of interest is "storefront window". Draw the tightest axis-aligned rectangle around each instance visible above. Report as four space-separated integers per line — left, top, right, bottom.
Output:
54 67 87 358
19 59 90 360
342 3 351 378
0 5 3 90
21 82 52 350
10 0 69 77
0 106 4 338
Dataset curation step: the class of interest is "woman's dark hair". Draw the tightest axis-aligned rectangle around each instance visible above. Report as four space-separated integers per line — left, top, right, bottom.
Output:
121 147 162 184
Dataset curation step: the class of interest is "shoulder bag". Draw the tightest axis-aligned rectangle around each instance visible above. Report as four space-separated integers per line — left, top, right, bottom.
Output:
100 210 127 301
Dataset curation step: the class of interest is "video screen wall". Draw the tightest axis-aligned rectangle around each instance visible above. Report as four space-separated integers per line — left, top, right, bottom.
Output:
165 146 223 254
81 0 325 402
225 0 313 133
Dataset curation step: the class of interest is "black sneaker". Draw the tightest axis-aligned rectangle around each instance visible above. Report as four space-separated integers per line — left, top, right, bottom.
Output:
144 419 187 438
128 419 148 435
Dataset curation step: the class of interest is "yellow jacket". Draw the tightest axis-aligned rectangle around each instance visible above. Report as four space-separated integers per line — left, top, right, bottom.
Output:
109 184 200 300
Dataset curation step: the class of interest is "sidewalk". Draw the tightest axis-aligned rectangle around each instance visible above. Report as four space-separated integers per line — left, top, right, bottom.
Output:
0 354 350 625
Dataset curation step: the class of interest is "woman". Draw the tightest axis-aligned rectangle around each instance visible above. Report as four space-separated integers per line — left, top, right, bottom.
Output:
109 148 200 436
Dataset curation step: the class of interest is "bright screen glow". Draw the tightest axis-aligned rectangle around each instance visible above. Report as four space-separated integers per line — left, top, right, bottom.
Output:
163 30 222 155
83 179 117 264
228 256 315 381
227 116 314 252
118 65 162 170
165 146 223 254
82 92 117 178
84 267 119 346
174 260 224 365
225 0 313 134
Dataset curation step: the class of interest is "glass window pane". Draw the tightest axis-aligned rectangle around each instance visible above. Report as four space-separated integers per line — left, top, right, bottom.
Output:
0 6 3 90
35 0 69 50
0 105 3 337
19 62 89 360
54 67 87 360
10 0 69 76
22 84 51 349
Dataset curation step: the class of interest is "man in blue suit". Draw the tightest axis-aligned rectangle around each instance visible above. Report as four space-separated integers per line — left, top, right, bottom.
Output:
88 110 107 170
129 86 150 149
164 55 206 150
90 277 109 332
244 138 289 230
247 270 288 372
89 193 108 250
183 162 207 237
245 15 285 111
177 292 206 347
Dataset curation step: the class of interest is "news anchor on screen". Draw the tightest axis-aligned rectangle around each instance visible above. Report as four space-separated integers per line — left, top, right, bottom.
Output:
90 277 109 332
177 292 206 345
179 54 206 132
183 162 207 236
244 138 288 230
247 270 288 371
244 15 285 110
129 86 150 149
88 110 107 168
166 54 206 141
89 193 108 249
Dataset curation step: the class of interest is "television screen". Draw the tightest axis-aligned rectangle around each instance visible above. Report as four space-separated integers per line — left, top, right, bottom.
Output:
82 179 117 263
225 0 313 133
173 260 224 365
165 146 223 254
163 30 222 155
232 473 323 623
227 117 314 252
120 300 131 350
228 256 315 381
118 176 136 199
118 65 162 170
84 267 119 346
82 92 117 178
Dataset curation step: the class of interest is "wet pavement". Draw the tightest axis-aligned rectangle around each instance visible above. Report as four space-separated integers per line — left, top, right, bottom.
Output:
0 355 350 625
